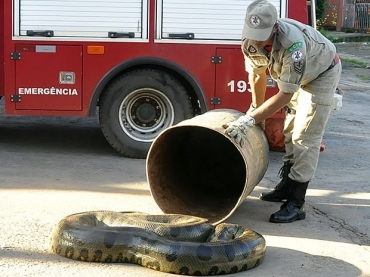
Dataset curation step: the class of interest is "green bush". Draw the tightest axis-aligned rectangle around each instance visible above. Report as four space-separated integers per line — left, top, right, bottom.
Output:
316 0 327 20
319 28 341 42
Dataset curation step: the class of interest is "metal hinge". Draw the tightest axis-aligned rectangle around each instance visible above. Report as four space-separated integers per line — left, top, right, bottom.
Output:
211 56 222 63
11 52 21 60
10 95 21 102
210 97 221 105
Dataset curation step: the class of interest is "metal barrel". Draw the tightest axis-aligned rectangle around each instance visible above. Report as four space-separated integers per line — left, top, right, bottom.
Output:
146 109 269 225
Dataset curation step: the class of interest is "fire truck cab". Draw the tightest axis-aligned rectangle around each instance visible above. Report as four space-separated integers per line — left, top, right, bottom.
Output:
0 0 312 158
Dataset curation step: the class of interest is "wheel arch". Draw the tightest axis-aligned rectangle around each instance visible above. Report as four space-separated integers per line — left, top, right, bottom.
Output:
88 57 208 116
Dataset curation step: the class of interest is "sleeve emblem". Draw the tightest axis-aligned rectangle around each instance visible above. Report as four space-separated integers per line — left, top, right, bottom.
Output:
287 41 303 53
294 61 304 74
248 45 257 53
291 50 304 62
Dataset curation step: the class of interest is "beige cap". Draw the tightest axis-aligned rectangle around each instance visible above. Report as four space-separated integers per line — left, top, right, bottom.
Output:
242 0 278 41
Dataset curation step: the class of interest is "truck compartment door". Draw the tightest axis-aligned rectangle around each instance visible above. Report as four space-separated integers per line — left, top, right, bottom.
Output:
215 47 279 112
14 44 82 111
214 48 253 112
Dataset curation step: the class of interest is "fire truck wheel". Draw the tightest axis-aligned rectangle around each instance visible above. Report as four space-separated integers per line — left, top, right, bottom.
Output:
99 69 193 158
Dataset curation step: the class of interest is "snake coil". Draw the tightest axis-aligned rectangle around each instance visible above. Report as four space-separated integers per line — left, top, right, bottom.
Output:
50 211 266 275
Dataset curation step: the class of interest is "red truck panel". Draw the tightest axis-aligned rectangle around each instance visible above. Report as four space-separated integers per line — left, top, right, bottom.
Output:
0 1 4 97
2 0 309 117
14 44 82 111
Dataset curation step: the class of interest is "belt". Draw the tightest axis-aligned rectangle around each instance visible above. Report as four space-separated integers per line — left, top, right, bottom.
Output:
326 53 340 71
284 106 296 114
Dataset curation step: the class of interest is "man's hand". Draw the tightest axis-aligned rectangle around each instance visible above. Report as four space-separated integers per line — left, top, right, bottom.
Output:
222 115 255 147
247 103 265 130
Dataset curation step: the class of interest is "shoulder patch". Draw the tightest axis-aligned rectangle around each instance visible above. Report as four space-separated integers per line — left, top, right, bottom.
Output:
294 61 304 74
248 45 257 53
291 50 304 62
287 41 303 54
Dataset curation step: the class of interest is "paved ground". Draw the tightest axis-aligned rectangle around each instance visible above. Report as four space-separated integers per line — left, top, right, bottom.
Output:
0 42 369 277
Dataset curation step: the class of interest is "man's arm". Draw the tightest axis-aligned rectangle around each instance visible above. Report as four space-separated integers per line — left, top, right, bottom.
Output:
249 90 293 124
249 71 267 108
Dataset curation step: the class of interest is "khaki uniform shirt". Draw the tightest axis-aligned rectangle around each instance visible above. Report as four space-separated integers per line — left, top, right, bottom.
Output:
242 18 337 94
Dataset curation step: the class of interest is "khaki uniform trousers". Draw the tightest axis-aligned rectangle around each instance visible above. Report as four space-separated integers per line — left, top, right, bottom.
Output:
283 61 342 182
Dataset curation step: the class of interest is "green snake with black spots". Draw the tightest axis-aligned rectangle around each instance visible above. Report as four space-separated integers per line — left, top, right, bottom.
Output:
50 211 266 275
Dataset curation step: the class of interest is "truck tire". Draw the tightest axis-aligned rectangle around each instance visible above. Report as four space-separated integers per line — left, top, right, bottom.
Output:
99 69 193 158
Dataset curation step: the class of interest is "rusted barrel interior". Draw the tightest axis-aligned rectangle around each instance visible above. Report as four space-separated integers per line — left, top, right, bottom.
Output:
146 109 269 224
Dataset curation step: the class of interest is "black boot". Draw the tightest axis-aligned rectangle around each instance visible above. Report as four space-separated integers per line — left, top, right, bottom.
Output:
259 162 294 202
269 178 309 223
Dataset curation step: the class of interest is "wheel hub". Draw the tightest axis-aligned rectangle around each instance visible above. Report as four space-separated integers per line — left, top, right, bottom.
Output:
131 98 161 128
119 88 175 142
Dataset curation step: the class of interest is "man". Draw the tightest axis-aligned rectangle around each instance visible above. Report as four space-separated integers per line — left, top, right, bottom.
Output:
224 0 341 223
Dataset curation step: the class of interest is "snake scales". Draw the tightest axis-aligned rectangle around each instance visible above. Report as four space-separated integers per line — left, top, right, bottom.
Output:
50 211 266 275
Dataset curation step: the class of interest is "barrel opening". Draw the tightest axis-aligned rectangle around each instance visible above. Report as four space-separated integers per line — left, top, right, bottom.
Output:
147 126 246 223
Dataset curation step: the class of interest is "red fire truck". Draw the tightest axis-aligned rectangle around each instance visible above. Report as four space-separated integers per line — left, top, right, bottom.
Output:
0 0 314 158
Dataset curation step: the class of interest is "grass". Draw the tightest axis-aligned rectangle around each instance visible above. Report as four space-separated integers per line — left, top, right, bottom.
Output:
319 28 370 43
319 28 341 43
340 57 368 67
356 74 370 81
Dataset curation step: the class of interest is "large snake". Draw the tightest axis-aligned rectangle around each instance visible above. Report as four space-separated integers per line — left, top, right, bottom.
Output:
50 211 266 275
